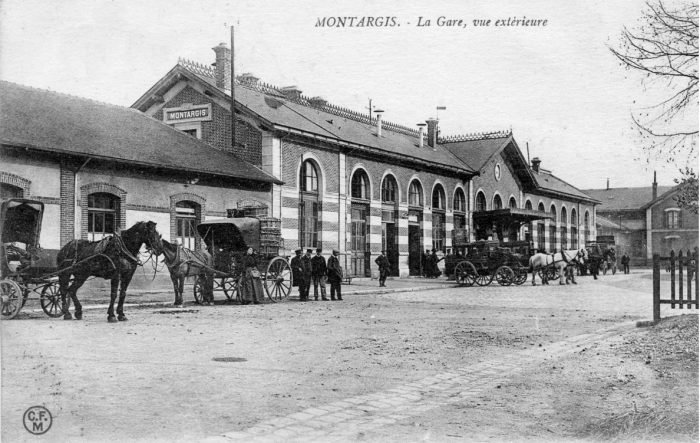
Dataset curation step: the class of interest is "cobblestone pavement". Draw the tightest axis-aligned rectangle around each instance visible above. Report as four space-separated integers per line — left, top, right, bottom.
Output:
202 321 633 442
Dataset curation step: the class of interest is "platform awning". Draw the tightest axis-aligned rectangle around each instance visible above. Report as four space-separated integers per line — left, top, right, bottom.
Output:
472 208 553 225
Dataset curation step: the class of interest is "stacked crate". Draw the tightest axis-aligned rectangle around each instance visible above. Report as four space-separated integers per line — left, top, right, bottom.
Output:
259 217 283 257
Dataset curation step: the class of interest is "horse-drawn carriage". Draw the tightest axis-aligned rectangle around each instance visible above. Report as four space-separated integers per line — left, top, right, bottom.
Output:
450 240 530 287
192 217 292 303
585 239 617 276
0 198 64 319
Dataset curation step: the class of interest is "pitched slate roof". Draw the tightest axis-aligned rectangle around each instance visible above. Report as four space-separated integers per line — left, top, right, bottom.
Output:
582 186 674 211
133 63 476 177
0 81 281 184
443 133 597 203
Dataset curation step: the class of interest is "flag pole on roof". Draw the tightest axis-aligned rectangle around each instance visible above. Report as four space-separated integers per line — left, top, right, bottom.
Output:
436 106 446 120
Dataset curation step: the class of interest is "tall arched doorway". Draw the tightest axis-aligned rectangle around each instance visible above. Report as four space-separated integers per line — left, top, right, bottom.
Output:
407 179 424 276
381 174 399 276
350 169 370 277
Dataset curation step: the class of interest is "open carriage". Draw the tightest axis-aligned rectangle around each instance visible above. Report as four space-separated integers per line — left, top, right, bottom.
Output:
451 240 531 287
193 217 292 303
0 198 63 319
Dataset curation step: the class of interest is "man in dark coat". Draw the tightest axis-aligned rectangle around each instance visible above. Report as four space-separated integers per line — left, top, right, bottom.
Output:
375 250 390 287
621 253 630 274
311 247 328 301
290 249 308 301
327 249 343 300
302 249 313 300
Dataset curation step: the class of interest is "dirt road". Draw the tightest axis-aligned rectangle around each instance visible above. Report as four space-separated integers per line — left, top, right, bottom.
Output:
1 273 697 442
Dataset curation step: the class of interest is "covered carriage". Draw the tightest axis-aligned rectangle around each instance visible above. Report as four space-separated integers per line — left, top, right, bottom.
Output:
193 217 292 303
0 198 63 319
449 240 531 286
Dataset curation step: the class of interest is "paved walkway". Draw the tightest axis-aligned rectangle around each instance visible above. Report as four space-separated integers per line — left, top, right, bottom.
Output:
203 322 635 442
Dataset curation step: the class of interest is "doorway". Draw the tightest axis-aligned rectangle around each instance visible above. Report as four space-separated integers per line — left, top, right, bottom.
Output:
350 204 370 277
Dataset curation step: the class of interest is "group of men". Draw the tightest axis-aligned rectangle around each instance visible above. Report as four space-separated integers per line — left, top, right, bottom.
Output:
290 248 343 301
421 249 444 278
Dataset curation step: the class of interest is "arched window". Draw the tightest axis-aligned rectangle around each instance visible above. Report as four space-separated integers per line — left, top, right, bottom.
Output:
524 200 534 243
432 185 446 210
87 192 119 241
476 192 487 212
299 160 320 248
538 202 545 212
408 180 423 207
584 211 590 242
175 201 200 250
0 183 23 199
493 194 503 210
561 207 567 225
432 184 446 251
549 204 557 251
351 169 369 200
300 160 318 193
453 188 466 230
525 200 533 210
570 208 578 249
381 175 398 204
509 197 517 209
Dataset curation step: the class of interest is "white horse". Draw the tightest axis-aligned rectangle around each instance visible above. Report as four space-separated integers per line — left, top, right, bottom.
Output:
529 249 588 286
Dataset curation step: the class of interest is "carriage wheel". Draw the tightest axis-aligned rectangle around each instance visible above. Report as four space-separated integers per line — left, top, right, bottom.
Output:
40 282 63 318
222 278 239 301
265 257 292 302
513 268 528 286
495 266 515 286
546 267 560 282
0 279 23 320
454 261 477 287
474 272 493 286
193 276 206 305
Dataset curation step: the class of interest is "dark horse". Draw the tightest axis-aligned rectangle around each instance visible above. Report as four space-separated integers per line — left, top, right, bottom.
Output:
154 238 214 307
56 221 160 322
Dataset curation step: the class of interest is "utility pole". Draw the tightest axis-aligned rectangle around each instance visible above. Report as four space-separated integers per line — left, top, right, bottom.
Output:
230 25 236 151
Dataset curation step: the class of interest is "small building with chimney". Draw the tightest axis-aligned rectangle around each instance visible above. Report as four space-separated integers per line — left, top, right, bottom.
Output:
132 43 598 277
0 81 279 254
584 174 698 264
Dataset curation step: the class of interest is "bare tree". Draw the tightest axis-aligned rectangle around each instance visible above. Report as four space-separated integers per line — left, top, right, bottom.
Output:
610 0 698 166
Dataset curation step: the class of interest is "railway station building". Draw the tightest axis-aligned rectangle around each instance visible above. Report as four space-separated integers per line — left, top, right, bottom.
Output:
132 43 598 277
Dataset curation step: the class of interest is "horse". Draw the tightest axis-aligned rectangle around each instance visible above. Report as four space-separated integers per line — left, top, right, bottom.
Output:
529 248 588 286
153 237 214 307
56 221 161 322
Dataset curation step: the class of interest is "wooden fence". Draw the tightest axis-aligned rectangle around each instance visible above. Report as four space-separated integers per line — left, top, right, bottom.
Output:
652 248 698 322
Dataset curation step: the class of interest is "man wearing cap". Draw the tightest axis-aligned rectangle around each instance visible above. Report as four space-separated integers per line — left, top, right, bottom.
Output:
302 249 313 300
291 249 308 301
311 247 328 301
375 250 390 287
327 249 343 300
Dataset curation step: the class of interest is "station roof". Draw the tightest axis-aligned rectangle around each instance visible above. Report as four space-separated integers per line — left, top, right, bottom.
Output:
0 81 281 185
583 186 675 211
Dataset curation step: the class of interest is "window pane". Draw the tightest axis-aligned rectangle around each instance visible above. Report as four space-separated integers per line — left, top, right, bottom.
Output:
104 214 115 234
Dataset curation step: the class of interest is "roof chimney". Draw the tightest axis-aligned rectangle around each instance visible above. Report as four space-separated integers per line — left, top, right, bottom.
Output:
309 96 327 108
417 123 426 149
375 110 384 137
426 119 438 149
237 72 259 86
280 86 302 101
212 43 231 90
652 170 658 200
531 157 541 172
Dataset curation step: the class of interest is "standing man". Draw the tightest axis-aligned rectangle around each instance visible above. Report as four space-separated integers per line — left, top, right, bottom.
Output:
302 249 313 301
327 249 343 300
291 249 308 301
621 252 630 274
375 250 390 287
311 247 329 301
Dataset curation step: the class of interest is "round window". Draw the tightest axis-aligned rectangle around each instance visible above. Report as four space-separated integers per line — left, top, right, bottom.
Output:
494 164 502 181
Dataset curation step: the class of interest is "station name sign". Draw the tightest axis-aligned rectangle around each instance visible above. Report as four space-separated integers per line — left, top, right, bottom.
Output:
163 103 212 124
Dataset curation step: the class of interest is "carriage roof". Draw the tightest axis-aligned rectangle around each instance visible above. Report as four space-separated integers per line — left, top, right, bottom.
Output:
0 198 44 247
196 218 261 251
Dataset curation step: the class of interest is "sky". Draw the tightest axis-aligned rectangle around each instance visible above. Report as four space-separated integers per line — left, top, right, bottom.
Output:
1 0 696 189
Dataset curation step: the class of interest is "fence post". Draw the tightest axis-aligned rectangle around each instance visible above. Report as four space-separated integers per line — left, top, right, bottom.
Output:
695 247 699 306
670 249 675 301
688 249 693 309
678 250 683 309
653 253 660 323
